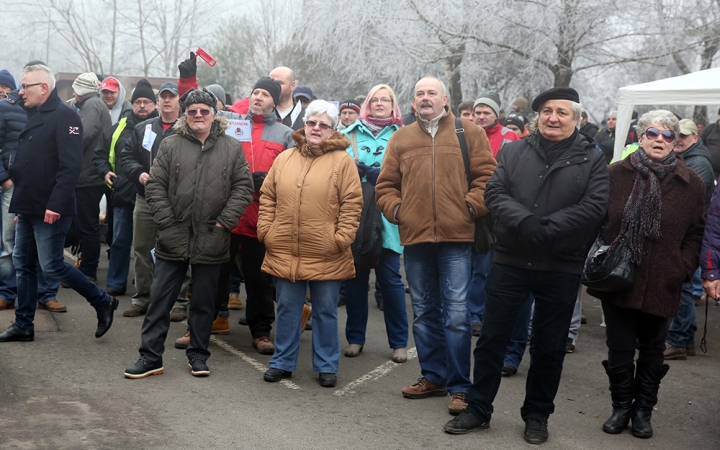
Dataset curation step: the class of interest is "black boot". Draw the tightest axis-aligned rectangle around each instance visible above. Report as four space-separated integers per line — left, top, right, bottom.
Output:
631 361 669 439
602 360 634 434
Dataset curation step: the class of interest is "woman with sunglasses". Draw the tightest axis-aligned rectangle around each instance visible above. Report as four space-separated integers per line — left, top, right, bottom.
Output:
341 84 409 363
587 110 705 439
258 100 362 388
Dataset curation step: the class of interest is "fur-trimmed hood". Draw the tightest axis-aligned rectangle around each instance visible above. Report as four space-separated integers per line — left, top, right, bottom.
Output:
173 113 230 140
291 128 351 157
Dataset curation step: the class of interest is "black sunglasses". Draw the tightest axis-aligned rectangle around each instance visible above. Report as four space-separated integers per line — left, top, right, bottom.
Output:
305 120 332 131
644 127 675 143
187 109 211 117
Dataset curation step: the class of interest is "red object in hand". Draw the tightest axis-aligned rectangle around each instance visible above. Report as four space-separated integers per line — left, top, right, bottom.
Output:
196 47 216 67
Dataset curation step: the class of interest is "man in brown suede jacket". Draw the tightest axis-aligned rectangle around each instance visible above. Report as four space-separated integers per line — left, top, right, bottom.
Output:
376 76 496 416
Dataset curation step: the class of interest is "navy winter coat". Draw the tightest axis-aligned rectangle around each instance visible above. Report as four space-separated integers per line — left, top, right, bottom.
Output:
9 88 83 216
0 90 27 185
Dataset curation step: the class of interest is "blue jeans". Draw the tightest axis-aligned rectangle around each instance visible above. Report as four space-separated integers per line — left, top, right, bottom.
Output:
666 267 700 347
0 186 16 301
404 242 472 394
503 294 535 370
568 294 583 341
467 250 494 324
270 278 342 373
38 269 60 303
106 204 133 293
690 267 703 298
12 214 109 331
345 249 408 349
466 263 580 422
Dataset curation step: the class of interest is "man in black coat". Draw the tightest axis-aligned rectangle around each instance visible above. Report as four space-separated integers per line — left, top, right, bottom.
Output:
0 63 118 343
444 87 609 444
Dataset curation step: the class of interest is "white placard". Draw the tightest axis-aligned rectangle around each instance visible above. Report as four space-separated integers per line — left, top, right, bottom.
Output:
226 119 252 142
142 124 157 151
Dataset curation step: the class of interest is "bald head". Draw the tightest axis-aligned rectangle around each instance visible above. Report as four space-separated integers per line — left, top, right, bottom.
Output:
414 77 448 120
269 66 296 106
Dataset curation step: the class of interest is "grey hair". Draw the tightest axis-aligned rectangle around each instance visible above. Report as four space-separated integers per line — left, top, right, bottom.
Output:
304 100 339 129
415 76 447 96
607 110 618 119
571 101 583 130
23 64 55 90
636 109 680 139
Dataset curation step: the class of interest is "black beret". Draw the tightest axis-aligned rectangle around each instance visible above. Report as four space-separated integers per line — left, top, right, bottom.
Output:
531 87 580 112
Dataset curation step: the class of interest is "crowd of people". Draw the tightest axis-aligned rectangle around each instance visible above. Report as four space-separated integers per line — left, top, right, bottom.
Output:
0 53 719 445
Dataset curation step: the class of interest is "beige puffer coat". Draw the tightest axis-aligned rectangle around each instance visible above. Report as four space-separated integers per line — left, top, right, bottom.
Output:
258 129 362 281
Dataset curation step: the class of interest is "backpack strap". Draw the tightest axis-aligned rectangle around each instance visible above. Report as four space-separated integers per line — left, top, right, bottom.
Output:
455 118 472 190
350 130 360 161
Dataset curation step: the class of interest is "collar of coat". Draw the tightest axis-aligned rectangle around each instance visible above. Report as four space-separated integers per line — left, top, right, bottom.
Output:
291 128 351 157
173 114 230 143
618 150 694 184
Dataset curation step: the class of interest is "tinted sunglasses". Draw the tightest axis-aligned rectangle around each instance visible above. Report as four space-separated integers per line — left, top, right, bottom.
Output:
305 120 332 130
187 109 211 117
644 127 675 143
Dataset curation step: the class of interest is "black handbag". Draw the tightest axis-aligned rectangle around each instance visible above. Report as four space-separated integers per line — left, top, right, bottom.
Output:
456 118 496 254
581 230 635 293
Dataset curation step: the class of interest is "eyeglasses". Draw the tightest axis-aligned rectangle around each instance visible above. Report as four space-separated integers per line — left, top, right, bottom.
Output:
305 120 332 130
644 127 676 143
370 98 392 105
20 83 42 91
187 109 211 117
133 99 154 106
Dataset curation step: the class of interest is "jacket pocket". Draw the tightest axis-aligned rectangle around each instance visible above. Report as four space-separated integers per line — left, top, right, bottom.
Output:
551 229 588 262
495 221 518 250
156 223 189 259
200 222 231 261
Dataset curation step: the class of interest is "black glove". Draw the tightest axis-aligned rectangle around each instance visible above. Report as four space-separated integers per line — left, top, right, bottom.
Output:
356 162 370 178
178 52 197 78
252 172 267 192
518 215 547 246
365 167 381 185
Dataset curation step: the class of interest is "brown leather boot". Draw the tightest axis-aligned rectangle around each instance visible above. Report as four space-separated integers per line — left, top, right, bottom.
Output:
39 299 67 312
175 331 190 349
301 304 312 333
252 336 275 355
211 316 230 335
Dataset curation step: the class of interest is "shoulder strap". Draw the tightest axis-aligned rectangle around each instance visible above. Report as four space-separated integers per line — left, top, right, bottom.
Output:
350 130 360 161
455 118 472 189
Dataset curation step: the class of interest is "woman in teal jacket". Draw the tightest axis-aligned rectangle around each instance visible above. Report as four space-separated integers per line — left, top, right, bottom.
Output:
342 84 408 363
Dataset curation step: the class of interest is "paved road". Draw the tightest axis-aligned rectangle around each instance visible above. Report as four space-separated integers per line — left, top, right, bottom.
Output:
1 249 719 449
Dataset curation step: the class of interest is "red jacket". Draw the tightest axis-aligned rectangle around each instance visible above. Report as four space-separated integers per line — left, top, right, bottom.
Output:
485 122 519 157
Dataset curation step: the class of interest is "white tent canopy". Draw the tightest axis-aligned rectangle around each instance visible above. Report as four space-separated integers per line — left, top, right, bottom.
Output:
614 68 720 161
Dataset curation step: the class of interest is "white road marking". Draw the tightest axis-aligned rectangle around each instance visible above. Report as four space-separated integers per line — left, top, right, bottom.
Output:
210 336 300 390
333 347 418 397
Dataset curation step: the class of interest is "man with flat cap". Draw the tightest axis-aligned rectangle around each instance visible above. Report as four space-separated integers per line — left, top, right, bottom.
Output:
444 87 609 444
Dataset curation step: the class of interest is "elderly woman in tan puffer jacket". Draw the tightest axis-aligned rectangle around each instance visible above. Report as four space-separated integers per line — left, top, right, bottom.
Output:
257 100 363 388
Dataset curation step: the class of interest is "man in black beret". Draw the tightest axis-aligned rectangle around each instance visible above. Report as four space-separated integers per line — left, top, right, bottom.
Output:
444 87 609 444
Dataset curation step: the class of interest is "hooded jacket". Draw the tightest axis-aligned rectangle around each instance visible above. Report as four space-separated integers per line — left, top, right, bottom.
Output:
257 129 363 281
0 90 26 186
107 81 132 125
10 88 83 216
145 115 254 264
75 93 111 188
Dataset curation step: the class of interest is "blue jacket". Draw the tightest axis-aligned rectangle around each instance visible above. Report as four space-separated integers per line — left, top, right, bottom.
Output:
0 90 27 186
342 120 402 254
9 88 83 216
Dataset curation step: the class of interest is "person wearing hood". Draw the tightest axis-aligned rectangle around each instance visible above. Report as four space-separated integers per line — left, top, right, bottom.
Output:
124 88 253 379
72 72 112 283
100 77 132 125
94 79 158 297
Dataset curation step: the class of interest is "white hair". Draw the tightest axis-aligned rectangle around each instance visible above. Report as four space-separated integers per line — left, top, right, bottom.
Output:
572 101 583 130
23 64 55 90
303 100 339 129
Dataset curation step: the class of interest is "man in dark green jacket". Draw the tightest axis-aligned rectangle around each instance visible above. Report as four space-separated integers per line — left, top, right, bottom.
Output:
124 88 253 379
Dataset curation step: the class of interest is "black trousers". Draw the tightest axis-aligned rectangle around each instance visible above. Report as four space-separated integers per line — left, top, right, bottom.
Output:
466 263 580 423
215 233 242 314
139 259 221 363
601 300 670 369
74 185 104 277
239 235 275 338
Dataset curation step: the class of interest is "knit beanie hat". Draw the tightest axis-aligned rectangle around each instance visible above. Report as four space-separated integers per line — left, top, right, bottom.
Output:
131 78 156 103
0 70 15 89
339 99 361 113
505 113 525 133
205 84 226 106
180 88 218 113
72 72 99 97
252 77 281 107
513 97 529 112
473 92 502 118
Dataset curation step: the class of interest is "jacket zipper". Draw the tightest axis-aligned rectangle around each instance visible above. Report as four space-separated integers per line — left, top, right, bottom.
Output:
432 136 437 242
7 155 11 174
173 163 180 196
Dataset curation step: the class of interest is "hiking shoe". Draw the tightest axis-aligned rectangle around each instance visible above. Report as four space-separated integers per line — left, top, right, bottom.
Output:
175 331 190 349
228 293 243 310
264 368 292 382
686 342 696 356
502 365 518 376
392 348 408 363
448 392 468 415
169 308 187 322
0 298 15 310
472 321 482 337
123 304 147 317
566 338 576 353
402 377 448 399
319 372 337 387
443 410 490 434
188 358 210 377
211 316 230 335
663 342 687 360
252 336 275 355
124 359 163 379
524 418 549 444
38 299 67 312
